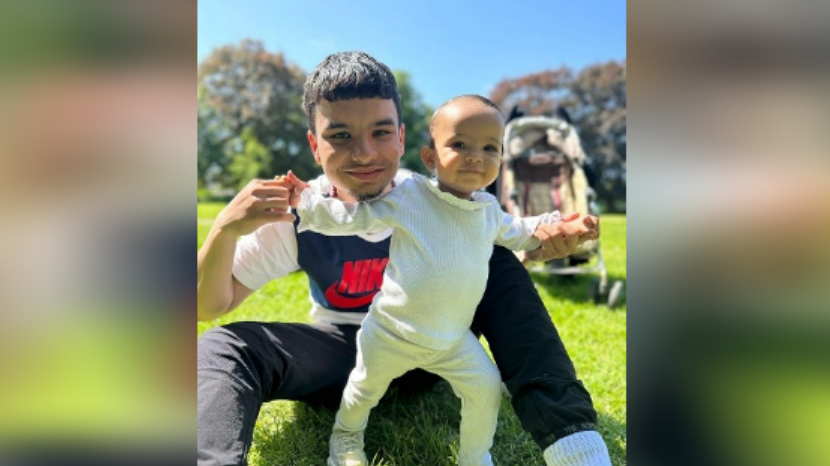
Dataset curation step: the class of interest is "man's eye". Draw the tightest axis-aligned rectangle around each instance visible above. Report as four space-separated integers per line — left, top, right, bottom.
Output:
331 132 350 139
373 130 391 137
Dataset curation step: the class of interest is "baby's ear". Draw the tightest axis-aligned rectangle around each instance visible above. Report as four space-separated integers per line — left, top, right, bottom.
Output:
420 146 435 171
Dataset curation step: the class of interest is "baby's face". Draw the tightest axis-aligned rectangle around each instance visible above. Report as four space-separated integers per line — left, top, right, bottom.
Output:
423 99 504 199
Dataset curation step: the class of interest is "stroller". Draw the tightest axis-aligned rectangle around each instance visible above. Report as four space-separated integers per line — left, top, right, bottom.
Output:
493 109 623 308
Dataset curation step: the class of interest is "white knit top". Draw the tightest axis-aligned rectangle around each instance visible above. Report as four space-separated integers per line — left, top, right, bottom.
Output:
297 173 559 350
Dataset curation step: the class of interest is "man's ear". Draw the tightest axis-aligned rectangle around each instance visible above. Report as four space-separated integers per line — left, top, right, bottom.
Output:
420 146 435 171
307 130 321 165
397 123 406 160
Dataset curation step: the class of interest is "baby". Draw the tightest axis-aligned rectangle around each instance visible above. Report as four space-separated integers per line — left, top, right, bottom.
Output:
281 94 597 466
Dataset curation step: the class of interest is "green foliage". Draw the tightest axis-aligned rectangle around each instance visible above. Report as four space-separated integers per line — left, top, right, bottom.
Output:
567 63 626 213
197 203 627 465
198 40 320 188
228 128 271 191
394 71 433 175
197 86 232 189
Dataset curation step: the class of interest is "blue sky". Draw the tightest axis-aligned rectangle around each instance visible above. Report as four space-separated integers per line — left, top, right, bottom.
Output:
198 0 626 108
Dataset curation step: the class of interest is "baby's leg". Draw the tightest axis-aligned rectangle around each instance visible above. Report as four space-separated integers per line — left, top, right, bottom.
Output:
329 319 423 466
336 318 420 430
427 331 502 466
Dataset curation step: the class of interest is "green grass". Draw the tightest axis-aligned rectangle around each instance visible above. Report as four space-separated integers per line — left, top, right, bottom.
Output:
198 203 627 465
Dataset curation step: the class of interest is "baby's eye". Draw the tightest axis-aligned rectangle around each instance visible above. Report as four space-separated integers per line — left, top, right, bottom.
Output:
451 141 466 149
484 145 499 152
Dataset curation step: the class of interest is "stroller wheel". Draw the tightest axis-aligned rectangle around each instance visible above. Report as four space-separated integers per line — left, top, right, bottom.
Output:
607 280 624 309
587 278 602 304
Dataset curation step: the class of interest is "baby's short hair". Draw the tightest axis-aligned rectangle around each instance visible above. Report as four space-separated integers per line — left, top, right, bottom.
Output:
429 94 504 148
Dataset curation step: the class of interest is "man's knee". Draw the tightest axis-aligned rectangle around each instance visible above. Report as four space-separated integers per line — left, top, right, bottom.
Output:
198 323 270 373
199 326 243 367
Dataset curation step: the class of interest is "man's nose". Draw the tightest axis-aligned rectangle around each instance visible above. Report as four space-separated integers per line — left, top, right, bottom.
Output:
351 135 377 162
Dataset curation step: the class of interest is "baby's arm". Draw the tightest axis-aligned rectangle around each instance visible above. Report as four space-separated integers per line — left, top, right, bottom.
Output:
277 172 390 236
494 200 600 258
494 208 562 251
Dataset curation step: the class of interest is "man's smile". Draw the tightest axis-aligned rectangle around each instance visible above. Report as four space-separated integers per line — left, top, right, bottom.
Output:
344 167 386 181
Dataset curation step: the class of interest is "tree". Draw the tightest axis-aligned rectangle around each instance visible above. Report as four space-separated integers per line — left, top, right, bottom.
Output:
198 39 316 189
197 85 231 189
227 128 272 188
489 62 626 212
566 62 626 212
490 67 574 117
394 71 432 175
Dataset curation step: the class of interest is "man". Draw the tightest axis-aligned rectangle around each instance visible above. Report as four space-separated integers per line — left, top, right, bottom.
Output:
197 51 611 466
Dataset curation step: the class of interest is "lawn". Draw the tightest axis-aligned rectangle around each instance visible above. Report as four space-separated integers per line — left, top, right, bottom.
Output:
198 202 627 465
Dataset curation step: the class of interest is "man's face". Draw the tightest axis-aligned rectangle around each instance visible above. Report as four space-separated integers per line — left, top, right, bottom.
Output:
308 98 405 202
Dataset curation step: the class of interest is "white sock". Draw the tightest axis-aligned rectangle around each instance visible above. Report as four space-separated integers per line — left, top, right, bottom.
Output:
333 413 367 432
543 431 612 466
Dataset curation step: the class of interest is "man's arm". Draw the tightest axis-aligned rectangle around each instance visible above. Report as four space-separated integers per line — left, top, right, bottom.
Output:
197 179 296 321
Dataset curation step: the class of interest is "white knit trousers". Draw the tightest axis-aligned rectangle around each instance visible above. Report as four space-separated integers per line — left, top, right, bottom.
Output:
335 317 502 466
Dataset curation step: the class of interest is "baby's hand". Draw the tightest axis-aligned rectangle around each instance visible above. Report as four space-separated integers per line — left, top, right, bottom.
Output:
274 170 310 208
557 213 599 244
580 215 600 243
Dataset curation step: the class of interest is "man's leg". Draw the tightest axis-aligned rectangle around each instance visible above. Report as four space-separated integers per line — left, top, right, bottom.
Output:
473 246 611 465
197 321 359 466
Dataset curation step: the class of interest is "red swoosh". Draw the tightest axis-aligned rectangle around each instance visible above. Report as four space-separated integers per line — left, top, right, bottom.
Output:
325 283 378 308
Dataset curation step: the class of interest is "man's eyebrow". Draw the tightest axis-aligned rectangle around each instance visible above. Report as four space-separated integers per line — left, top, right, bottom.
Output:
373 118 396 127
323 121 348 131
323 119 396 131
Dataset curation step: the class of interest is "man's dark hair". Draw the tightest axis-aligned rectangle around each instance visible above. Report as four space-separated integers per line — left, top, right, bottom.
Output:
429 94 505 148
302 51 402 134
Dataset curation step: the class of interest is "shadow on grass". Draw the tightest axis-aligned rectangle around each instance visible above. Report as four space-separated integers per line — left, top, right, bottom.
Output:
530 271 627 309
252 381 625 465
252 382 465 466
597 411 627 465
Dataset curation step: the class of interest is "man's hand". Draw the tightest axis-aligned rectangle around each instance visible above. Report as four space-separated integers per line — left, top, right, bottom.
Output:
212 177 299 238
561 213 600 243
526 212 600 262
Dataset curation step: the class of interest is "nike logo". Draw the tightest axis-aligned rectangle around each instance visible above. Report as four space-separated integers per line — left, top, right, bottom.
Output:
325 258 388 309
325 284 378 308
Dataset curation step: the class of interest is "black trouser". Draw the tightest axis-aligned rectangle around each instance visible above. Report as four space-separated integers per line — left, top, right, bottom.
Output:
197 246 597 466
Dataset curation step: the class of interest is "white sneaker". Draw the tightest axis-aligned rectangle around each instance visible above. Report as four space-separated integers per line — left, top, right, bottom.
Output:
327 426 368 466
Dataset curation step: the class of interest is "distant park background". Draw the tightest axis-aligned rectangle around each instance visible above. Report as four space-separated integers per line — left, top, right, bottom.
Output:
197 39 625 213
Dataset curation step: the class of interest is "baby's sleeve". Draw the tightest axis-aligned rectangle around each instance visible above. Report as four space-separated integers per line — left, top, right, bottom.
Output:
296 189 391 235
494 204 561 251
